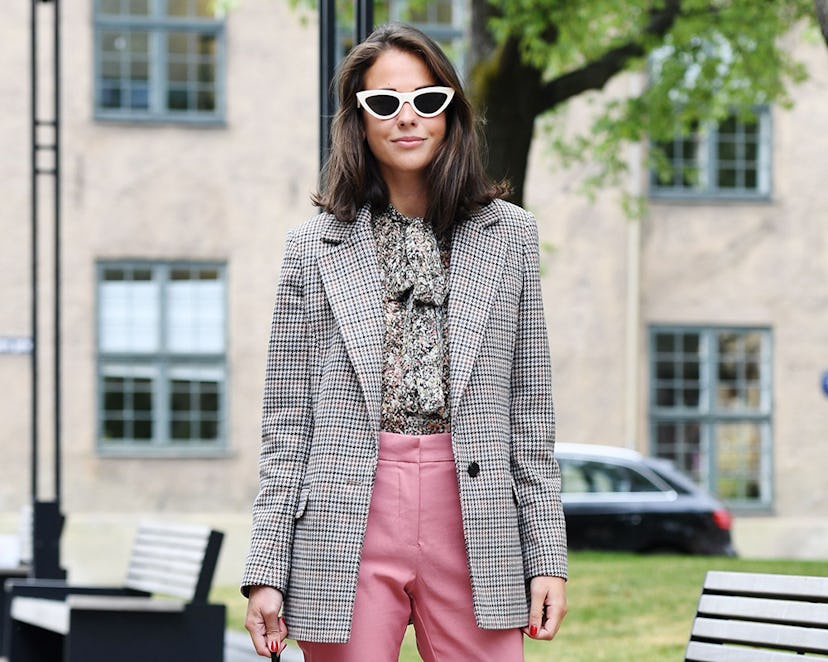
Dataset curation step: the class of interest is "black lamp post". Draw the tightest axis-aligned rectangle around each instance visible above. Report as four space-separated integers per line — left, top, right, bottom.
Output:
30 0 65 581
319 0 374 169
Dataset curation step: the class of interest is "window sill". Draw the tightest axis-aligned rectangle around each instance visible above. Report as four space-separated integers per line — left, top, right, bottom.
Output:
96 445 233 459
649 192 773 204
93 113 227 129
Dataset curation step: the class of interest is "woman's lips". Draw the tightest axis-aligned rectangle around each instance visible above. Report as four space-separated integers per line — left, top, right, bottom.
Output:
392 136 425 145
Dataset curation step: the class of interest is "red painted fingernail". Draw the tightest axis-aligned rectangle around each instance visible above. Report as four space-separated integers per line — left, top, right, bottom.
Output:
269 640 278 652
530 624 538 636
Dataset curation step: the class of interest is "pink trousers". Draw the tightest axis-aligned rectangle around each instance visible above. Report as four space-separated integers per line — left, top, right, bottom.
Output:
298 431 524 662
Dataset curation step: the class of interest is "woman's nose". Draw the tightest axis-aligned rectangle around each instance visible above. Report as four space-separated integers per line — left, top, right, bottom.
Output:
397 101 418 123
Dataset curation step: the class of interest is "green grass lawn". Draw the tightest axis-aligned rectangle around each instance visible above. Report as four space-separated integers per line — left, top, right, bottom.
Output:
214 552 828 661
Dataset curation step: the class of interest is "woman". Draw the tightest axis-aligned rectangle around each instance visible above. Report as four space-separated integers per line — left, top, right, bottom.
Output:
243 22 567 661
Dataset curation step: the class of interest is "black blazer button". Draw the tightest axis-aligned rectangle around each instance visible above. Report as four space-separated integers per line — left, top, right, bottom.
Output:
467 462 480 478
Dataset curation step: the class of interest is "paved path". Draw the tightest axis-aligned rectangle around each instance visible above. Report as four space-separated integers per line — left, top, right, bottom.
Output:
0 631 304 662
225 630 304 662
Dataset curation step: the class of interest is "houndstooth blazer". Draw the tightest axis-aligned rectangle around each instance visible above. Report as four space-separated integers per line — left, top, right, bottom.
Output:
242 198 568 643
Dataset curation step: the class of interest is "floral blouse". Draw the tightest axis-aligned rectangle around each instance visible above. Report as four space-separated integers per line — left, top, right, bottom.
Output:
371 205 451 434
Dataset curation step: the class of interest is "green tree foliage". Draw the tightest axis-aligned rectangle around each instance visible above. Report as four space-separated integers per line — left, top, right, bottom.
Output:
469 0 816 205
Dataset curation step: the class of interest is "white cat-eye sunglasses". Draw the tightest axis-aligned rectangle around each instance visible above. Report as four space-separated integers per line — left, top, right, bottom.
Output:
356 86 455 120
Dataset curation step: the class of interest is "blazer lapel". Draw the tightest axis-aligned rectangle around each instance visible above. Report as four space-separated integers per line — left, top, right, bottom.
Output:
449 205 505 410
317 207 384 429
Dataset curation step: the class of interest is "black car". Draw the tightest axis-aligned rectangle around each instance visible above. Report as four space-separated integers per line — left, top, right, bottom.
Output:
556 443 736 556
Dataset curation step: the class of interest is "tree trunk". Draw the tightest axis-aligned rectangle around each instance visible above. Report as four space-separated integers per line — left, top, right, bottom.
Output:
816 0 828 46
467 0 544 206
468 37 543 206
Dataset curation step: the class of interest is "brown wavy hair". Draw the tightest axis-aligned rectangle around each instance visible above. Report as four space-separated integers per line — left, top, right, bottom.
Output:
311 22 509 236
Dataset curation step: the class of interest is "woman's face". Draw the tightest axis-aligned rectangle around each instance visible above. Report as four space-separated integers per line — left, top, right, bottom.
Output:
360 49 447 185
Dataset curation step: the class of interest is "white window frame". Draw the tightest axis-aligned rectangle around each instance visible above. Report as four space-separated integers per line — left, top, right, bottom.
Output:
93 0 226 123
650 107 773 200
648 325 773 511
96 261 228 457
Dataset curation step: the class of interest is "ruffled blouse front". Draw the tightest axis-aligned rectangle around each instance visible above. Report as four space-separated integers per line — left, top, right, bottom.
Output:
371 205 451 434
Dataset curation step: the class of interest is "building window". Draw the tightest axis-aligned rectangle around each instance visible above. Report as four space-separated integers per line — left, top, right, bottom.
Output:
387 0 467 74
97 262 227 455
335 1 466 73
94 0 225 122
648 326 772 509
650 107 772 199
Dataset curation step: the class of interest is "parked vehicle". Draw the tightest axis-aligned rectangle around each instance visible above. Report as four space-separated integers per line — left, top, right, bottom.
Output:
556 443 736 556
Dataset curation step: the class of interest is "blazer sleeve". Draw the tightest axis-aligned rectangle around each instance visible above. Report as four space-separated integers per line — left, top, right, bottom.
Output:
241 231 314 596
509 213 568 580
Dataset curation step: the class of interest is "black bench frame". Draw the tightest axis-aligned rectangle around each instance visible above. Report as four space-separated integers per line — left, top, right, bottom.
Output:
2 521 226 662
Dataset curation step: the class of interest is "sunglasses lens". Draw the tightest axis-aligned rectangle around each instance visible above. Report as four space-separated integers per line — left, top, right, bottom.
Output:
413 91 449 115
363 94 401 118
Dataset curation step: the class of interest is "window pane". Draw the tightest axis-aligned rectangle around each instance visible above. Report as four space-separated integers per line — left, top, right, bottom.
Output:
167 0 190 16
196 90 215 111
715 115 761 192
716 330 765 411
652 330 701 410
168 61 189 83
128 0 150 14
164 33 217 112
100 0 122 15
99 31 151 111
715 422 761 500
167 0 216 17
101 372 154 441
654 421 702 483
166 271 225 353
196 0 213 16
197 62 215 84
99 273 160 353
167 87 189 110
436 0 453 23
168 373 222 441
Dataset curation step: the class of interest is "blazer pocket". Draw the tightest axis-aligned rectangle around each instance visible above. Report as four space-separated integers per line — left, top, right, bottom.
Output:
294 486 311 520
510 477 520 507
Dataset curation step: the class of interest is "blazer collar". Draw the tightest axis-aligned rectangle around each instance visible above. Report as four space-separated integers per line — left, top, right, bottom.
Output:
448 203 506 410
317 206 384 430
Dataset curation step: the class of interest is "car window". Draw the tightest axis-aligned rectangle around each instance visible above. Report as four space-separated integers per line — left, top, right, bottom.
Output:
646 464 695 495
560 459 664 494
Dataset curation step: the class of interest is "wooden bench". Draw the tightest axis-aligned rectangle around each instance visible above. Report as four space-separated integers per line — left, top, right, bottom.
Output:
685 570 828 661
3 521 225 662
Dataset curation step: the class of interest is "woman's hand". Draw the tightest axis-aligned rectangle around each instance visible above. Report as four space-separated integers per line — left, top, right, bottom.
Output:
523 576 567 641
245 585 288 657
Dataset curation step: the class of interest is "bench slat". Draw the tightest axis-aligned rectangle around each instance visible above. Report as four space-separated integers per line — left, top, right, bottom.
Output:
135 521 211 537
692 616 828 653
67 594 185 612
123 522 216 600
698 594 828 626
128 556 204 579
11 597 69 635
686 640 828 661
704 571 828 600
130 542 207 563
125 573 197 599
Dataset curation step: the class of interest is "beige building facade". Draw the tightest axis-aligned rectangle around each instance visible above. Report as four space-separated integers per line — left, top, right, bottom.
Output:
1 1 826 585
